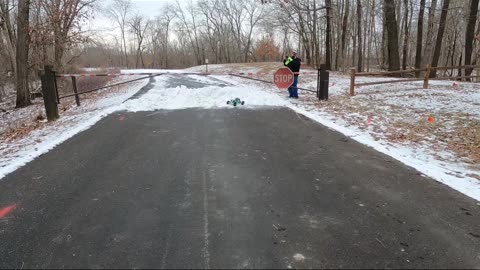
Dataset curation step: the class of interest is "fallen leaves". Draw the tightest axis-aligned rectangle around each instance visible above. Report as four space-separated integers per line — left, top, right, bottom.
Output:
289 83 480 167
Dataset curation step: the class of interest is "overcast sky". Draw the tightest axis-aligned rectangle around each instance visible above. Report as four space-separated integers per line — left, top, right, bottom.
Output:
99 0 193 19
126 0 176 19
87 0 183 41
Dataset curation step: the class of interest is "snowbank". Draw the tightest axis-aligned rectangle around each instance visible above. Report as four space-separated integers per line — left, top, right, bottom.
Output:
122 76 287 111
0 78 150 180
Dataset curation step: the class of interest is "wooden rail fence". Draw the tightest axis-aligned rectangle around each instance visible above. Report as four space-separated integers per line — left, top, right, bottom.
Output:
349 64 480 96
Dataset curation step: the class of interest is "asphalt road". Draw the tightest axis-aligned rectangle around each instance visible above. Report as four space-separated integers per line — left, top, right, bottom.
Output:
0 77 479 269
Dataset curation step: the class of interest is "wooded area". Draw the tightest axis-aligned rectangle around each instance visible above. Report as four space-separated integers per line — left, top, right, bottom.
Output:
1 0 480 108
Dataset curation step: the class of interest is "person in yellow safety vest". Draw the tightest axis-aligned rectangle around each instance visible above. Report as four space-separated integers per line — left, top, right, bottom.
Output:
283 51 302 98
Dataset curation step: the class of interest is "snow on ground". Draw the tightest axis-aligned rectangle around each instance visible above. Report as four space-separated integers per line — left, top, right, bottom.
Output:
122 76 287 111
187 63 265 74
184 63 480 201
1 63 479 202
0 77 150 179
121 69 195 74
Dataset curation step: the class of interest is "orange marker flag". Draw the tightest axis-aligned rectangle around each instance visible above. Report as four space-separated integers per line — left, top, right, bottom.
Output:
428 116 434 123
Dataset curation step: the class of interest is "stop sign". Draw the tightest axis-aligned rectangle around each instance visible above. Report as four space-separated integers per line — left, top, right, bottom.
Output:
273 68 294 89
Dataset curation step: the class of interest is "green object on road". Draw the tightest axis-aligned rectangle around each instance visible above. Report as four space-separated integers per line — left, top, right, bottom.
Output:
227 98 245 107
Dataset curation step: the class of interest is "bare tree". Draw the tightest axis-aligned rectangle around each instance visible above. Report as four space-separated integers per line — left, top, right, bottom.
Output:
161 4 175 68
0 68 7 102
415 0 426 76
242 0 264 62
105 0 131 68
40 0 97 71
384 0 400 71
401 0 409 70
174 0 203 65
423 0 438 67
0 0 16 74
337 0 350 71
15 0 30 108
68 0 476 75
430 0 450 78
465 0 479 79
129 14 150 68
325 0 332 69
356 0 362 72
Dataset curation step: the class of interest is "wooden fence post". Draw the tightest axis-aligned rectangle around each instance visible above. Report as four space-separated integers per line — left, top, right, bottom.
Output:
424 64 431 89
350 68 356 96
71 76 81 106
40 65 59 121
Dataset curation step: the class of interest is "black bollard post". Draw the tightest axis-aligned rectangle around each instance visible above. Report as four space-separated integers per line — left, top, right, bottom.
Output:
321 69 330 101
317 68 321 99
318 64 326 100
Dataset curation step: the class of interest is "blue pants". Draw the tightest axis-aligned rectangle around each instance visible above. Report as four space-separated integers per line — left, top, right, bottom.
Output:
288 76 299 98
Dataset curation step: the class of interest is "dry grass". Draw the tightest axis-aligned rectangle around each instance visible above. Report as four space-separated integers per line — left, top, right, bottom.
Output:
56 67 120 96
0 73 135 142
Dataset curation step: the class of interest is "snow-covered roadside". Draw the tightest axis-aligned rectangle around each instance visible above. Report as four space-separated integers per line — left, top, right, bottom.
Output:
0 77 150 179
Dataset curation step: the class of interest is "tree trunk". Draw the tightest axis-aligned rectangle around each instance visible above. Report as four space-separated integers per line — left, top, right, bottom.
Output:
340 0 350 70
0 84 5 102
325 0 332 69
450 30 457 75
465 0 479 79
444 33 453 75
458 54 463 78
384 0 401 71
423 0 438 66
244 35 252 63
381 5 388 68
352 32 357 68
402 0 409 70
165 23 169 68
415 0 426 76
0 1 17 75
472 17 480 66
395 0 402 33
367 0 376 71
122 30 128 68
313 0 320 68
430 0 450 78
15 0 31 108
299 15 312 66
54 29 65 71
356 0 363 72
334 1 342 70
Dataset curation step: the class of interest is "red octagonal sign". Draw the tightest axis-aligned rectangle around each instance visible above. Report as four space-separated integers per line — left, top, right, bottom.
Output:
273 68 294 89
